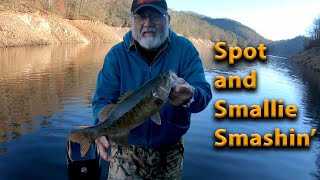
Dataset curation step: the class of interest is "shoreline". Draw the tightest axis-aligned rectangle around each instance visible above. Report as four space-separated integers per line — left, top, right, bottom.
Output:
0 11 126 48
289 47 320 72
0 11 212 49
2 10 317 72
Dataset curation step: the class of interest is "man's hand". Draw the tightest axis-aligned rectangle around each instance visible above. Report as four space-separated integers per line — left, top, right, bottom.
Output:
95 136 115 163
169 78 194 106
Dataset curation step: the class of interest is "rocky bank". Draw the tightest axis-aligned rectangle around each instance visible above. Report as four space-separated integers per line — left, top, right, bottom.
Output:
289 47 320 71
0 11 212 48
0 11 129 47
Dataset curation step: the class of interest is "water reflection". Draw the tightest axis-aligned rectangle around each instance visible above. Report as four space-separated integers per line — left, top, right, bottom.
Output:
296 67 320 129
0 43 320 179
0 44 113 144
193 43 215 69
294 65 320 179
187 54 320 179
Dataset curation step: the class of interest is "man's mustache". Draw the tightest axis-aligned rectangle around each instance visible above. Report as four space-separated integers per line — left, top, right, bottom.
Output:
142 27 157 33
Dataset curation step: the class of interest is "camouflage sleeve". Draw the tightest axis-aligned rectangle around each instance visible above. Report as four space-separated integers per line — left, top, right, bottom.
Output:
92 48 120 125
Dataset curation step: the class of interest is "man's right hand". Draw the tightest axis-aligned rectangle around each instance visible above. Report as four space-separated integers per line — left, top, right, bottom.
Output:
95 136 115 163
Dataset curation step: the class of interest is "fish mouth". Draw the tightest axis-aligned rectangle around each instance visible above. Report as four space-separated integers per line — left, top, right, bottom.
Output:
152 71 177 100
167 70 179 85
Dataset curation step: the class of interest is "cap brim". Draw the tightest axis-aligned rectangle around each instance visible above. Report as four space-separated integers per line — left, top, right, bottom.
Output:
133 4 167 15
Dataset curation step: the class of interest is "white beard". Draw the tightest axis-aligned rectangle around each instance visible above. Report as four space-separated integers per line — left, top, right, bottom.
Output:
131 18 169 50
138 34 164 49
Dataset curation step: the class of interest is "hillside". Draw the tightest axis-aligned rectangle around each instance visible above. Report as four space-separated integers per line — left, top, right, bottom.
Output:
268 36 305 58
0 11 130 47
289 47 320 71
169 11 248 47
0 0 269 46
0 0 304 58
200 17 271 47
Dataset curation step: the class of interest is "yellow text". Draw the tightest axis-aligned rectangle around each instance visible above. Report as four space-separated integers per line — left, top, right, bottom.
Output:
214 42 267 65
214 128 317 147
214 70 256 89
214 99 298 119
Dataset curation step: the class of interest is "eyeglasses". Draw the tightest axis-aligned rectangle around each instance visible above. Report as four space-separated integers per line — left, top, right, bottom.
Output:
132 14 166 25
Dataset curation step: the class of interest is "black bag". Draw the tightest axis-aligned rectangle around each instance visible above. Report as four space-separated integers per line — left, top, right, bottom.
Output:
66 130 101 180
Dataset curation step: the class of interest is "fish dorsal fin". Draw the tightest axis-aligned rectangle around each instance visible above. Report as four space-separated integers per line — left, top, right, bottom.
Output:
150 112 161 125
117 91 134 104
98 91 134 123
98 104 115 123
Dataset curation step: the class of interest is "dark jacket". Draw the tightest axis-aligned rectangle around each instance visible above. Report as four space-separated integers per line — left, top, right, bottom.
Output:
92 29 212 148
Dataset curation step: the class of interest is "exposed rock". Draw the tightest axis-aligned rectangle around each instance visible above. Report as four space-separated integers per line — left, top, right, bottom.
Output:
0 11 127 47
70 20 128 43
0 11 211 49
289 47 320 71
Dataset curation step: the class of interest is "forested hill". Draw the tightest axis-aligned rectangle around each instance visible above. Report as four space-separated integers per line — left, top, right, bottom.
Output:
169 11 249 47
201 18 271 46
268 36 305 58
0 0 303 57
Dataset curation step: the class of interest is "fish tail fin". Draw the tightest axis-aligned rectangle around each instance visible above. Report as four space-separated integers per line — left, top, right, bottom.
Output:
68 128 94 157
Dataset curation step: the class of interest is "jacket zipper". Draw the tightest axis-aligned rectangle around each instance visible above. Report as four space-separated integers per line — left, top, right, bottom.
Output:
147 65 152 148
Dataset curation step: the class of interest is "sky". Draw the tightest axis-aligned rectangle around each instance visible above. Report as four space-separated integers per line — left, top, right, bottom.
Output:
166 0 320 41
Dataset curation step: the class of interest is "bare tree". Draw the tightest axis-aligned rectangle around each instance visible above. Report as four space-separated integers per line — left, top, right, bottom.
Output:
305 16 320 49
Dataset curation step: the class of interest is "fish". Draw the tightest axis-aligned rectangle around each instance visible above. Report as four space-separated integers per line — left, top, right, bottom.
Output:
68 70 179 157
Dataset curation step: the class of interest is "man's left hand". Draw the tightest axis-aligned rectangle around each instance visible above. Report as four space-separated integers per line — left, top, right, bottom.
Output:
169 78 194 106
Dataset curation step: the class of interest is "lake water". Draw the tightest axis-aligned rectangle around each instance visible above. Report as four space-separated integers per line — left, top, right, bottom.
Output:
0 44 319 180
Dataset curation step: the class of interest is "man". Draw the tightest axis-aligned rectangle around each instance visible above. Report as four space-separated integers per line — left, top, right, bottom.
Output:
92 0 212 179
